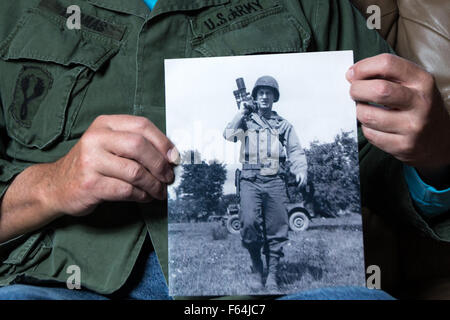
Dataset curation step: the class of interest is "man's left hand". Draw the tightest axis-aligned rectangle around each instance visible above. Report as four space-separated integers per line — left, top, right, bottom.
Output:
346 54 450 186
296 173 307 190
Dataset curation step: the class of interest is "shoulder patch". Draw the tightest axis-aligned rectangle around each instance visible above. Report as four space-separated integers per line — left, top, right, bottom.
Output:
9 66 53 128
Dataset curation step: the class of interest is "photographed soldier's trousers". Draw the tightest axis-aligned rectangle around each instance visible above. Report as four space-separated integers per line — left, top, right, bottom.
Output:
239 171 289 259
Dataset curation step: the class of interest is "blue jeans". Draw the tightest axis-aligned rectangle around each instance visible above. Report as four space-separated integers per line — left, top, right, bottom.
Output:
279 287 394 300
0 238 394 300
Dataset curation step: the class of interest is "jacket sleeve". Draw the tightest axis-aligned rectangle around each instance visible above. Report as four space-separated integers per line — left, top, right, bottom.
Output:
223 116 246 143
298 0 450 242
285 124 307 183
0 98 34 252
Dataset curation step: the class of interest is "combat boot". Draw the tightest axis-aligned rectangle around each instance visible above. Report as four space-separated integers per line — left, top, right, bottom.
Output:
247 248 264 290
264 256 280 292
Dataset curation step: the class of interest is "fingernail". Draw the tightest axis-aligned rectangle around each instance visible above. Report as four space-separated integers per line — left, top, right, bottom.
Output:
167 147 180 165
346 67 354 80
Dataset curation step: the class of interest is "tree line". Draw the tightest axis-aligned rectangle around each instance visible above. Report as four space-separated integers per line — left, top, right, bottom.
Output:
169 131 361 222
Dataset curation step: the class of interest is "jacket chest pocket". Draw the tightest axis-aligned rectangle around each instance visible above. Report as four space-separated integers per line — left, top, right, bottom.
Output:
0 3 124 149
188 0 311 57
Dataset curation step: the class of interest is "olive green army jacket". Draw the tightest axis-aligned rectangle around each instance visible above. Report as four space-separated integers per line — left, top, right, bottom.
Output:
0 0 448 297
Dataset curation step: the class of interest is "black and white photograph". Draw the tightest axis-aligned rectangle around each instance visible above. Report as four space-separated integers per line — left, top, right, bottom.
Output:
165 51 365 296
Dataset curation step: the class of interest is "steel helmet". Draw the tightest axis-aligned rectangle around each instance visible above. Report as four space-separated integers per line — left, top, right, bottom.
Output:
252 76 280 102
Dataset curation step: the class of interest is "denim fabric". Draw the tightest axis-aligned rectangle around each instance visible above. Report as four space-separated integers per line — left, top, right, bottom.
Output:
279 286 395 300
0 283 394 300
108 237 172 300
0 284 109 300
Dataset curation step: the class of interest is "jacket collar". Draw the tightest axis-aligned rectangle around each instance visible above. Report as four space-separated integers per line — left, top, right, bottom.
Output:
87 0 230 19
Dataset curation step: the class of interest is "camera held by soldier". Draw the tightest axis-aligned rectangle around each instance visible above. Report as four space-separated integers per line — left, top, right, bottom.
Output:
233 77 258 115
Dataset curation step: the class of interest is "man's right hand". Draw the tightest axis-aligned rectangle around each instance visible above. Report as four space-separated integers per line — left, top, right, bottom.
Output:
239 98 255 116
0 114 179 243
45 115 178 217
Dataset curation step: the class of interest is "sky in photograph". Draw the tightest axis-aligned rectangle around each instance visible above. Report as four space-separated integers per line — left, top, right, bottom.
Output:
165 51 357 196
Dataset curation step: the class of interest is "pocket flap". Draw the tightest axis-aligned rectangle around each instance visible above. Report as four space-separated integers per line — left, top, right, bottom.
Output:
0 1 125 71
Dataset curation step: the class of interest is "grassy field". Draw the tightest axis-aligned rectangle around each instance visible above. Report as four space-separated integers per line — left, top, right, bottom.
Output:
168 213 365 297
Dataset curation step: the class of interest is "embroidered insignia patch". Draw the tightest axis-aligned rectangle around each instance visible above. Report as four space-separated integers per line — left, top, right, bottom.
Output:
193 0 280 35
9 66 53 128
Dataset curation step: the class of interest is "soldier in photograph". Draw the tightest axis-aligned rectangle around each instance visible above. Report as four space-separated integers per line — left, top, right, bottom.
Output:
223 76 308 290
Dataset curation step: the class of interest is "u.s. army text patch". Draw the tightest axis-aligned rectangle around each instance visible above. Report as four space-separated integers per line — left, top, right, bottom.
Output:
193 0 280 35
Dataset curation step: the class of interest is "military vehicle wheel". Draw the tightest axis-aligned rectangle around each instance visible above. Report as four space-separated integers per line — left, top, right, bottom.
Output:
289 211 309 232
226 215 241 234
